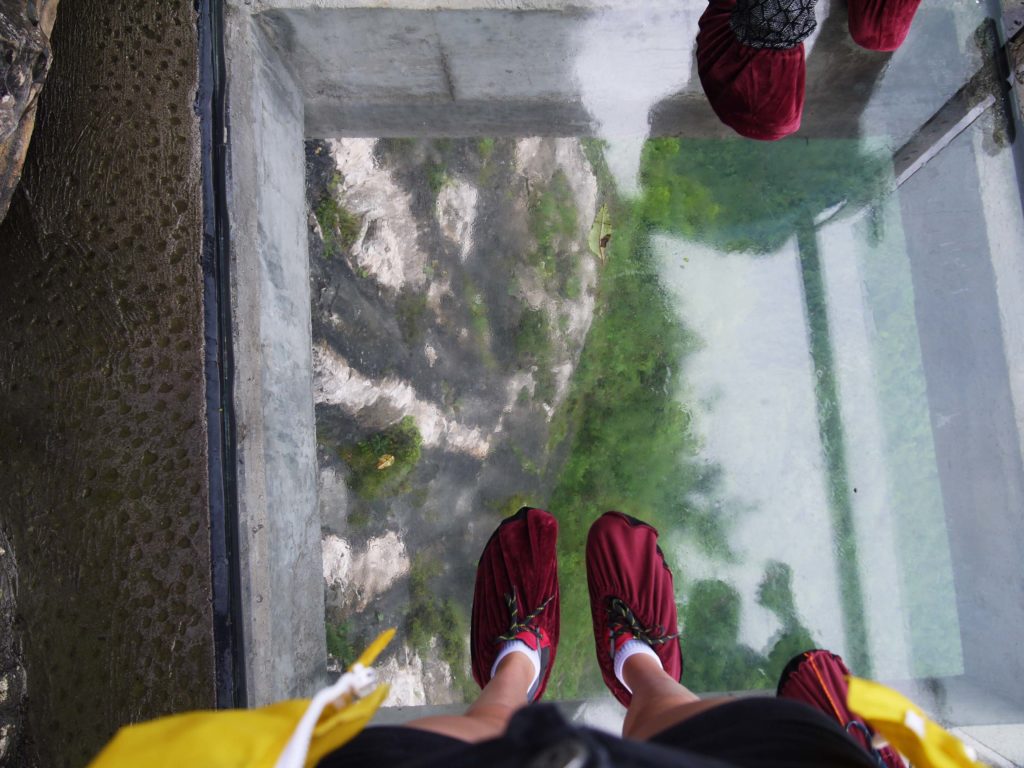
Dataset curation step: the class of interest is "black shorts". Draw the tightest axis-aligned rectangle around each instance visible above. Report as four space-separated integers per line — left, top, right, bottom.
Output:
318 698 880 768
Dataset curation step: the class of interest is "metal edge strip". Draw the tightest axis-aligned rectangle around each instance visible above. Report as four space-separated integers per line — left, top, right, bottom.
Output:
197 0 247 708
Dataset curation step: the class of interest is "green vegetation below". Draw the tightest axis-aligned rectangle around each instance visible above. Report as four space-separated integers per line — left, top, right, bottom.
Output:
375 138 457 204
545 147 734 698
477 137 496 162
406 554 477 702
340 416 423 500
476 137 499 184
326 619 360 669
315 173 362 257
639 138 888 253
683 561 815 692
396 288 430 346
528 170 581 297
427 162 450 195
795 225 870 676
463 278 498 371
514 306 555 404
634 136 892 679
540 138 876 698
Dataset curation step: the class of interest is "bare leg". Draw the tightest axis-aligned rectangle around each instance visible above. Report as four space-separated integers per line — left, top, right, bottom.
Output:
402 652 535 742
620 653 732 741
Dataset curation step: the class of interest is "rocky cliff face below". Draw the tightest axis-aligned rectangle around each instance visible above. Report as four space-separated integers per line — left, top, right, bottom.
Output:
307 136 600 704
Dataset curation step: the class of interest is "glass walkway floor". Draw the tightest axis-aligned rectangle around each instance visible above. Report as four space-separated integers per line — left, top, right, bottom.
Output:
296 2 1024 758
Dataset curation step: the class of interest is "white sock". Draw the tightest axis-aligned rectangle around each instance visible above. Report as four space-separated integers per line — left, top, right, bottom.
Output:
614 639 662 693
490 639 541 689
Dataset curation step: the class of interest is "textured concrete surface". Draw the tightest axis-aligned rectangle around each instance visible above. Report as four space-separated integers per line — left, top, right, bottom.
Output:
0 0 215 763
225 6 327 706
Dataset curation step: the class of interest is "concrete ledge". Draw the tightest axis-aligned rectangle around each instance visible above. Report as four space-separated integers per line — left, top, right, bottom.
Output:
251 0 708 11
225 6 328 705
250 4 969 141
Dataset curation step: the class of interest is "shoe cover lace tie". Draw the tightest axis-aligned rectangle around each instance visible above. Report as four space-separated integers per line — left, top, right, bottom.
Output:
607 597 678 659
496 590 555 643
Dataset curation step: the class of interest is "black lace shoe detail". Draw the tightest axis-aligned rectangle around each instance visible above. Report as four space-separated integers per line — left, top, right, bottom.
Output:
730 0 818 49
606 597 679 659
497 590 555 643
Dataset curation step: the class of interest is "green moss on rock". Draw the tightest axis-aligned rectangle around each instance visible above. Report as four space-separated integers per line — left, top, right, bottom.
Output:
340 416 423 500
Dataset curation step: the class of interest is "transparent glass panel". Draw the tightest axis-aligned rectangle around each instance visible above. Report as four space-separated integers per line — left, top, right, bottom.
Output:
305 1 1024 753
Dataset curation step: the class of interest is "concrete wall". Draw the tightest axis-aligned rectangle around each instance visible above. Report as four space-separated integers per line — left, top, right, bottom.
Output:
258 6 599 137
225 7 327 705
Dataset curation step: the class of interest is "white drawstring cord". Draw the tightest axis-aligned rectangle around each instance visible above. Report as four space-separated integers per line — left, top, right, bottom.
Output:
274 664 378 768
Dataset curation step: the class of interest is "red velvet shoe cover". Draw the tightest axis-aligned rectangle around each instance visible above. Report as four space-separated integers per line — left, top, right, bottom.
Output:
778 650 905 768
696 0 806 141
848 0 922 52
586 512 682 706
471 507 559 702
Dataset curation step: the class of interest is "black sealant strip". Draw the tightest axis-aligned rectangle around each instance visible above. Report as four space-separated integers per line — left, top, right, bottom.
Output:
197 0 247 708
